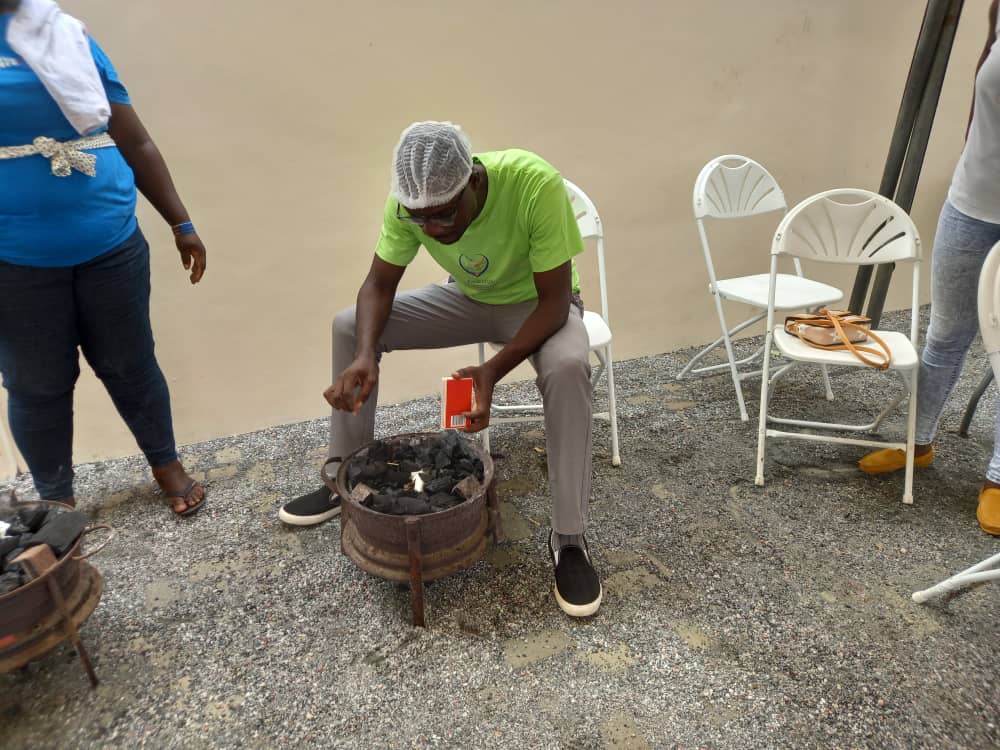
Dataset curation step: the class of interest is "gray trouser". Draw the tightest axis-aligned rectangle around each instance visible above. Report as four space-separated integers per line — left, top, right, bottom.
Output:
329 281 592 535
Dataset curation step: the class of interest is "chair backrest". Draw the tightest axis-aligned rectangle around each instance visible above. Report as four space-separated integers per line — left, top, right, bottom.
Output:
773 189 921 265
693 155 787 220
978 241 1000 359
564 178 610 325
767 188 921 344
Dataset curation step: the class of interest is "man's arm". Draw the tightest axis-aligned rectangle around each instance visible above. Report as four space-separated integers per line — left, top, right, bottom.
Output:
325 255 406 414
453 261 572 430
968 0 999 137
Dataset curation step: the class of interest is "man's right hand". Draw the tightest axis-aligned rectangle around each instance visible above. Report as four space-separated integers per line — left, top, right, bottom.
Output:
324 355 379 415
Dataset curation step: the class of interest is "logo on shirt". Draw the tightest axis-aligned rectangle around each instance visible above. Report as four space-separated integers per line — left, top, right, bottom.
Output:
459 253 490 277
0 57 22 69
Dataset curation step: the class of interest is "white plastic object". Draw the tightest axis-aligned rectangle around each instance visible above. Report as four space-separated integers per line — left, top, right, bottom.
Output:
679 155 843 421
479 178 620 467
754 189 922 505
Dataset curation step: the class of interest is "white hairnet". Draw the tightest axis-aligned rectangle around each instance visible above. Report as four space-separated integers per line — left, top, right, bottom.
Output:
391 121 473 210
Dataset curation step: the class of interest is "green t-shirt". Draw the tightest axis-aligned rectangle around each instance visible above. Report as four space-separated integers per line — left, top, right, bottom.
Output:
375 149 584 305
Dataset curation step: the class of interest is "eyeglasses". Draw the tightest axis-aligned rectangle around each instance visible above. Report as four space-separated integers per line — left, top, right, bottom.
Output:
396 188 465 229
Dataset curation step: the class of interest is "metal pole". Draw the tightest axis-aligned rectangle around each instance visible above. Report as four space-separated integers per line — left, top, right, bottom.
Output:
867 0 965 327
849 0 954 314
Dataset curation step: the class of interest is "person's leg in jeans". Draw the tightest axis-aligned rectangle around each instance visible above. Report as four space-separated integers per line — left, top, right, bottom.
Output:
75 228 203 515
862 201 1000 477
0 263 79 501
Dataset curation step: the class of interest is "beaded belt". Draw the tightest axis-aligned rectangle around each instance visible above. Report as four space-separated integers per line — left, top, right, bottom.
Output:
0 133 115 177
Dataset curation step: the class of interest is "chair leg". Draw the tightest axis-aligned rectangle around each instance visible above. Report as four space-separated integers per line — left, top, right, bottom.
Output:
755 330 775 486
959 370 995 438
710 294 749 421
903 369 917 505
820 364 834 401
603 344 621 467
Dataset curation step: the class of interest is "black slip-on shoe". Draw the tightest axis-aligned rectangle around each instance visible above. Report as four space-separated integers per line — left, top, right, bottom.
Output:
278 486 341 526
549 530 602 617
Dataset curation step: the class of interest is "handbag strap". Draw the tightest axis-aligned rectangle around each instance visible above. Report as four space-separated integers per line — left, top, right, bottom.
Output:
792 312 892 369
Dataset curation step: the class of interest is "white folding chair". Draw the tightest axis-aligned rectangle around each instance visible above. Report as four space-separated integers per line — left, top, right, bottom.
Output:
479 178 621 466
679 155 844 421
912 240 1000 602
754 189 922 504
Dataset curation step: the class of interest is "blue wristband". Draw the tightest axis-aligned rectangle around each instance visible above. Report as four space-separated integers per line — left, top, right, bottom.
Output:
172 221 196 237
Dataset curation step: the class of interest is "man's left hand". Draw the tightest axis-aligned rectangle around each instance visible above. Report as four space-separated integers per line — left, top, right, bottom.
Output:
451 363 497 433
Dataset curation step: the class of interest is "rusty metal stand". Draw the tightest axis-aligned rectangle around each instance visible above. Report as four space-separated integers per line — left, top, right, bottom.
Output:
404 517 426 628
11 546 100 687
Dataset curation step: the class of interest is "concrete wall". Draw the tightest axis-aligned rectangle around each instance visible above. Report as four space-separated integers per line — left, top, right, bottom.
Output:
2 0 992 466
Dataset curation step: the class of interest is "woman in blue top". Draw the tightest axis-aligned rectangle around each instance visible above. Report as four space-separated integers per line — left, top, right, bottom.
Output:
0 0 207 516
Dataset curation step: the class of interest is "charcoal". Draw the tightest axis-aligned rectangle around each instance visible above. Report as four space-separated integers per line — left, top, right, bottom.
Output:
370 495 396 514
0 537 18 559
393 496 432 516
25 511 87 556
383 468 410 486
357 460 388 481
0 570 23 595
428 493 463 511
18 507 48 533
344 432 486 517
3 546 26 569
425 476 455 494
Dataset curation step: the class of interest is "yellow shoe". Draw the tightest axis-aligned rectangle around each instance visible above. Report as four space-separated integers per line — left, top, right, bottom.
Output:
858 447 935 475
977 488 1000 536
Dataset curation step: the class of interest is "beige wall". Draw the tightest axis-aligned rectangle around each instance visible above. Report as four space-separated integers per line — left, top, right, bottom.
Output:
2 0 992 466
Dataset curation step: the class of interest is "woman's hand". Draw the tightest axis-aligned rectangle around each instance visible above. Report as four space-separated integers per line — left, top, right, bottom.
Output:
175 232 206 284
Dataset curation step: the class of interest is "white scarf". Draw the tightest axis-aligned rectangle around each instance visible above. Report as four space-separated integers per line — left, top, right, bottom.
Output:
6 0 110 135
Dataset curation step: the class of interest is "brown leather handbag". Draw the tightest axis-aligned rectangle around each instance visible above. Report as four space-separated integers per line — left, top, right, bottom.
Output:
784 308 892 370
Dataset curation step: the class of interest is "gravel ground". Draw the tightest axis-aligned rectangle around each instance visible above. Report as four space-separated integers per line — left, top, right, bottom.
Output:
1 308 998 749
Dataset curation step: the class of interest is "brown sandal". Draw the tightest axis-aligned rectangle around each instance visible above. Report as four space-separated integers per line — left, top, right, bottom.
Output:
164 480 206 518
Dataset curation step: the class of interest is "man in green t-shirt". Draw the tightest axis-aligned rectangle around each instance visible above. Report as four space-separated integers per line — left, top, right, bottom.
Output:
280 121 601 617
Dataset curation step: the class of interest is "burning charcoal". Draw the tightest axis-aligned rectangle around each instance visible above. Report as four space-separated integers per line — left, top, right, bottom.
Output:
393 496 432 516
25 511 88 556
17 507 47 533
0 570 23 595
452 476 482 500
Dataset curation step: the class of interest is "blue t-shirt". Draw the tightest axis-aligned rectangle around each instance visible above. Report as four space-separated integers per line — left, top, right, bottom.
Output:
0 16 138 267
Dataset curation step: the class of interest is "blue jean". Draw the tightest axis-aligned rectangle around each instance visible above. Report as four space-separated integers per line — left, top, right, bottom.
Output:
0 227 178 498
916 200 1000 482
